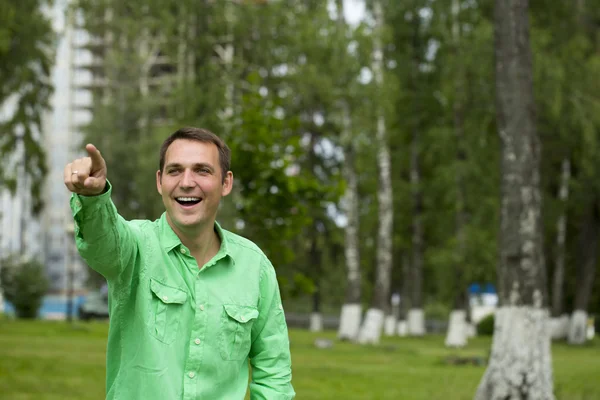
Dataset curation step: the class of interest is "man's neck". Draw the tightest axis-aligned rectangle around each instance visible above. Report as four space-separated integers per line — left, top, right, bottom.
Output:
169 220 220 267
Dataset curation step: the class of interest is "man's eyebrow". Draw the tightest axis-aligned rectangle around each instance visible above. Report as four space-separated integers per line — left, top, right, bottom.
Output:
193 163 214 170
165 162 214 170
164 163 183 169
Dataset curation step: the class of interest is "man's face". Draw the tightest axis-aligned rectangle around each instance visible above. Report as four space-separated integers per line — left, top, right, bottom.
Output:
156 139 233 234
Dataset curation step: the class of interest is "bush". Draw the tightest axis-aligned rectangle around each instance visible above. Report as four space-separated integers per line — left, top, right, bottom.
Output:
424 302 451 321
0 257 49 319
476 313 495 336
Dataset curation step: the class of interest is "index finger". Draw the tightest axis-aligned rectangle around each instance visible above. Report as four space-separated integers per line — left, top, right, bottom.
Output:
86 144 105 168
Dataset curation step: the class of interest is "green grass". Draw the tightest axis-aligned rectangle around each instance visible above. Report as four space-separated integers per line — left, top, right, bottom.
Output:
0 321 599 399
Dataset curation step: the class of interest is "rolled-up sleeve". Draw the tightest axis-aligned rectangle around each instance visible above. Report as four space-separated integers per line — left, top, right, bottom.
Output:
248 259 295 400
70 181 139 282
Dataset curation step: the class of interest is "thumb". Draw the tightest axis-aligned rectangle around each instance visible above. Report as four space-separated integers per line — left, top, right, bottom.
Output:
86 143 106 171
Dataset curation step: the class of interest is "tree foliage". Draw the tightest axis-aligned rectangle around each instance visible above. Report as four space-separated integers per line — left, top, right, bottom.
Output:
0 257 49 319
0 0 54 213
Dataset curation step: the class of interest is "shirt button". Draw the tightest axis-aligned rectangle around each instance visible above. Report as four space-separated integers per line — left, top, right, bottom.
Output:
279 304 283 310
195 338 201 345
199 304 205 311
240 316 246 322
163 295 168 301
180 248 187 254
188 372 195 378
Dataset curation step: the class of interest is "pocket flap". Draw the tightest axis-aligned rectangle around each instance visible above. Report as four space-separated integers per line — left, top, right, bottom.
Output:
223 304 259 323
150 279 188 304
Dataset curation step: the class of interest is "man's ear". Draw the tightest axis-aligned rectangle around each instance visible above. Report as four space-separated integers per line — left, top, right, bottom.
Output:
221 171 233 197
156 170 162 195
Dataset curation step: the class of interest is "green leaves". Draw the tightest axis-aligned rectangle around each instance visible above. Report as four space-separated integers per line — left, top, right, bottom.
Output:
0 256 50 319
0 0 53 214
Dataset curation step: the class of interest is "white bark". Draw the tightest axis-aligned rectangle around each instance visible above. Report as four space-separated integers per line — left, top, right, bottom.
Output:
445 310 467 348
372 0 394 314
475 307 554 400
309 312 323 332
551 159 570 317
336 0 362 333
340 101 361 303
397 320 408 337
357 308 385 345
384 315 397 336
338 104 361 340
338 303 362 340
549 315 569 340
407 308 425 336
567 310 588 345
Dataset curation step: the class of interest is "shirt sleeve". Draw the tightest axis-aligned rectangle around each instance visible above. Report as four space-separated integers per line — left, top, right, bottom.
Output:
70 180 139 282
248 258 295 400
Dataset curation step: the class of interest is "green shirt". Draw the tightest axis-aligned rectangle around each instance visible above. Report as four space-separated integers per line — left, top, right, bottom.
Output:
70 183 295 400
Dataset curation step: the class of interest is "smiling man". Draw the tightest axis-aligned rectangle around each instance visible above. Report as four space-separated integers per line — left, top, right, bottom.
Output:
64 127 295 400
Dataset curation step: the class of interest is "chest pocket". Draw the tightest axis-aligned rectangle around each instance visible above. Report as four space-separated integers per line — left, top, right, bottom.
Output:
148 278 188 344
219 304 259 361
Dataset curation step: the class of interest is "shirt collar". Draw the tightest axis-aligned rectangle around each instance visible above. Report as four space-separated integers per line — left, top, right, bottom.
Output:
159 213 234 265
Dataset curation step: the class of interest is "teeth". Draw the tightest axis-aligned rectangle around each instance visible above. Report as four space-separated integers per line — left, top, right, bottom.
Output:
176 197 200 201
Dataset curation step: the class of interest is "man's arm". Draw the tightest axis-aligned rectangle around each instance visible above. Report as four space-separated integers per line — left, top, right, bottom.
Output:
65 144 138 282
248 259 295 400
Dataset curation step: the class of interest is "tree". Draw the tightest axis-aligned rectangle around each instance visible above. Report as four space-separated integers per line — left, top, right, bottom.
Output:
568 199 599 344
357 0 394 345
335 0 363 342
0 0 53 213
475 0 554 398
445 0 470 348
0 257 49 319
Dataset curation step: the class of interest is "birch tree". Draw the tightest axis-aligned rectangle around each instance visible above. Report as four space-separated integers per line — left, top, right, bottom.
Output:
335 0 363 342
475 0 554 398
357 0 394 345
407 5 425 337
549 159 570 339
445 0 469 348
567 199 599 345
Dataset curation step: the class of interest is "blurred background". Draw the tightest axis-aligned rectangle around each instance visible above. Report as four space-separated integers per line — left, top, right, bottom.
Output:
1 0 599 399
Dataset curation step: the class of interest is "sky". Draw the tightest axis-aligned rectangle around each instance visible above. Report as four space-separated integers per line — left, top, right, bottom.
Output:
344 0 366 26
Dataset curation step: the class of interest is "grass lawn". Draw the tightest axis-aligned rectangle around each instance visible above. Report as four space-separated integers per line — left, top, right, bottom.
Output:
0 320 599 399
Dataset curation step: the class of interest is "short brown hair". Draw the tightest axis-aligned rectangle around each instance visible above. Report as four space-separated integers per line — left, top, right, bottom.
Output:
159 127 231 182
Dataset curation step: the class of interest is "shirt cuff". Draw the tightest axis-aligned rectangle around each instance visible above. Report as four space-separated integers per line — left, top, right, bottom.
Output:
70 180 112 224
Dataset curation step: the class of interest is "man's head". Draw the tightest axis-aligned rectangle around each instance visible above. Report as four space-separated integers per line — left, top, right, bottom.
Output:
156 127 233 236
159 127 231 183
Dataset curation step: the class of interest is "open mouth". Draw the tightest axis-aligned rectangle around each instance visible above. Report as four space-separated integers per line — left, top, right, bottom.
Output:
175 197 202 207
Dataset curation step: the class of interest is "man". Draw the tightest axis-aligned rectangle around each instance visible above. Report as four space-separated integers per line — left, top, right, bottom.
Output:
64 127 295 399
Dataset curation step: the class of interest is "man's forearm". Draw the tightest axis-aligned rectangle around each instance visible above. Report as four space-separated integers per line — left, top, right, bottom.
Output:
71 181 137 281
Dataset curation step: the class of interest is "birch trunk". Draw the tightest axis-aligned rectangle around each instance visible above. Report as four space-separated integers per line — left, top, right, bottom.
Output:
408 98 424 336
357 0 393 345
408 7 425 337
336 0 362 340
475 0 554 398
338 104 362 340
445 0 468 348
397 255 410 336
550 159 570 339
551 159 570 319
568 200 599 345
309 176 323 333
215 0 235 135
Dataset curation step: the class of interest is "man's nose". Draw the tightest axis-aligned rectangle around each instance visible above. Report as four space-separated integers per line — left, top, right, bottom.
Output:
180 169 195 188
